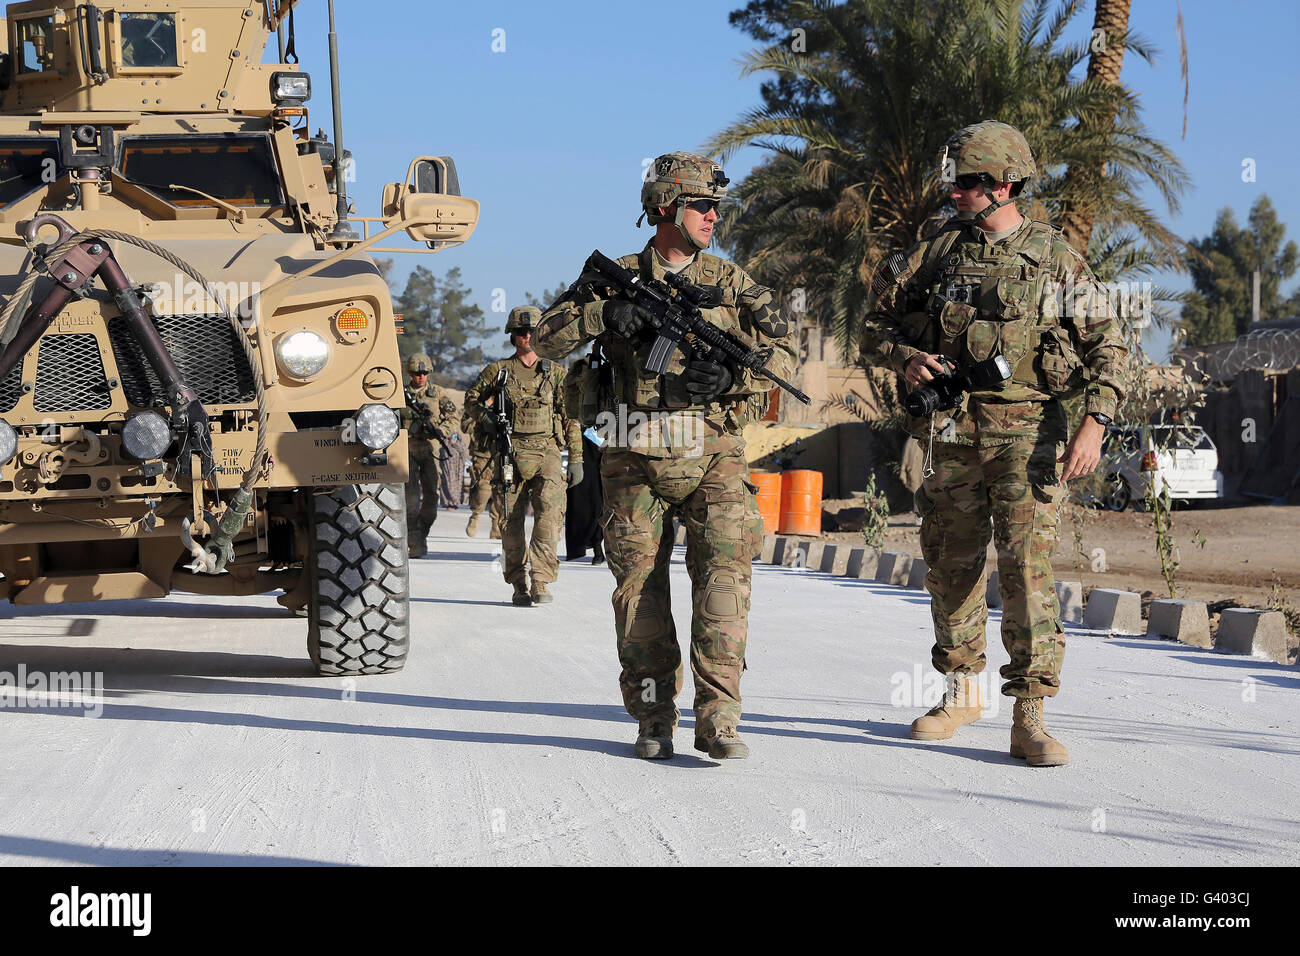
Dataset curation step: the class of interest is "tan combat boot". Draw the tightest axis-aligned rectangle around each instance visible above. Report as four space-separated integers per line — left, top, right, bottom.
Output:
695 727 750 759
530 582 553 604
909 672 983 740
1010 697 1070 766
466 512 480 537
634 720 674 760
511 579 532 607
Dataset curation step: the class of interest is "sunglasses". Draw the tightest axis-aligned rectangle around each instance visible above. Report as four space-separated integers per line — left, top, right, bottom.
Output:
953 173 992 191
682 198 721 215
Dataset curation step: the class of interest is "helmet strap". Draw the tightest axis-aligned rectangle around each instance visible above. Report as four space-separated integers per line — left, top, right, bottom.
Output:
971 183 1010 225
675 201 709 251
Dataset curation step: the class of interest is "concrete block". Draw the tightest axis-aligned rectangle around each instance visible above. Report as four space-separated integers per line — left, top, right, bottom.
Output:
1055 581 1084 625
782 539 811 568
820 544 852 575
986 570 1002 609
846 548 880 579
674 522 686 546
1216 608 1292 664
1147 599 1211 648
905 558 930 590
875 552 913 586
805 541 827 572
769 536 790 566
760 534 777 564
1083 588 1143 634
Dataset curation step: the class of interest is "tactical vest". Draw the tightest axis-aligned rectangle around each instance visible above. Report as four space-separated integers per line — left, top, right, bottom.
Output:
923 219 1085 399
505 358 556 438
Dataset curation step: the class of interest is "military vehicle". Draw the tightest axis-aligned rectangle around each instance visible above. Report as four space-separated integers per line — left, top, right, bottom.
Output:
0 0 479 674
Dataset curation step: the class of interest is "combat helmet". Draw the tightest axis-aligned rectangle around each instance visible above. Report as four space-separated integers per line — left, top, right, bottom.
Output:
638 151 730 250
505 305 542 335
407 353 433 375
941 121 1036 223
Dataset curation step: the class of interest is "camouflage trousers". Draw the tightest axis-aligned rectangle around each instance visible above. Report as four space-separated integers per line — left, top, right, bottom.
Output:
499 443 564 586
600 445 763 737
916 434 1066 698
468 452 503 535
405 441 440 536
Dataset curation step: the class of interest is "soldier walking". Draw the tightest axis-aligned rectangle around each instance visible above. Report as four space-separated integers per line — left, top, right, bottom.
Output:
464 307 582 606
859 122 1126 766
463 406 503 539
535 153 797 760
400 354 457 559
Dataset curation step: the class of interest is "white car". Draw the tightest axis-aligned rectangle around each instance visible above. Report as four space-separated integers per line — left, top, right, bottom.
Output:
1097 425 1225 511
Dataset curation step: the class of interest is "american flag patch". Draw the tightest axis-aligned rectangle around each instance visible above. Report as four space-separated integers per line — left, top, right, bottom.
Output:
872 253 906 296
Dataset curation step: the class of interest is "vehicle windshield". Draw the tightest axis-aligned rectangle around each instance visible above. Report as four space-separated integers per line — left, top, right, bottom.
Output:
0 138 60 207
117 135 283 208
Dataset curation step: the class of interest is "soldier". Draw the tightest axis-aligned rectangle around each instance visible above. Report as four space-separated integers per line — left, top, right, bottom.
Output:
464 306 582 606
535 152 797 761
438 397 468 508
463 404 503 539
859 121 1127 767
400 353 456 558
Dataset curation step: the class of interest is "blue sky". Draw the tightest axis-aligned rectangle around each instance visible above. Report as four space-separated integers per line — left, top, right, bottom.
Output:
277 0 1300 360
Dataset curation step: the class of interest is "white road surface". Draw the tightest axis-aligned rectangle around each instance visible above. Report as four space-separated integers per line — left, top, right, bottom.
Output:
0 507 1296 866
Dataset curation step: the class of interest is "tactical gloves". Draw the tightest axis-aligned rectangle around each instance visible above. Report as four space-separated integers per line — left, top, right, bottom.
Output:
602 300 653 339
683 359 733 401
567 461 584 489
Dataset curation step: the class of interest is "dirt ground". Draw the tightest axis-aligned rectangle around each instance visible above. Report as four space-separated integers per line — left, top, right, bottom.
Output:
820 500 1300 631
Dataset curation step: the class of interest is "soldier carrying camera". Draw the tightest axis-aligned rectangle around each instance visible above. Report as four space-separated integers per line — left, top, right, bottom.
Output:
859 121 1127 767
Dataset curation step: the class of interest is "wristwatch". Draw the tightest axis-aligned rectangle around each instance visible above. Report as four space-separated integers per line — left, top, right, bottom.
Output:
1086 411 1112 427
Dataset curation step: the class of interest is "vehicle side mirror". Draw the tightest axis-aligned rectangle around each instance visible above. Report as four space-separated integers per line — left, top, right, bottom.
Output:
398 192 480 245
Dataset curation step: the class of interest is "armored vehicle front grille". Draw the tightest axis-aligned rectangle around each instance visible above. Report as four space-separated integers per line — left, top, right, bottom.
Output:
0 362 21 413
34 335 112 412
108 314 256 409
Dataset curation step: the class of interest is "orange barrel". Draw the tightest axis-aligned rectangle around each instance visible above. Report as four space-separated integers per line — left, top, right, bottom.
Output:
779 469 823 536
750 471 782 536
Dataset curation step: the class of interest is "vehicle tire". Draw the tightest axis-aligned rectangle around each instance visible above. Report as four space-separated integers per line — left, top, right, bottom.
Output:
307 483 409 675
1102 474 1131 512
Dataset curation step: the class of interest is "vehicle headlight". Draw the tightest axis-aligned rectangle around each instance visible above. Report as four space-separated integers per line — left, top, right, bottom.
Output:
276 330 330 378
0 420 16 466
271 71 311 105
122 411 171 460
354 404 400 451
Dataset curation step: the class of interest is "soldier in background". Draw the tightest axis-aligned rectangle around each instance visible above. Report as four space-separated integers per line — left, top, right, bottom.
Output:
463 406 503 539
400 353 456 558
464 306 582 606
859 121 1127 767
535 152 797 761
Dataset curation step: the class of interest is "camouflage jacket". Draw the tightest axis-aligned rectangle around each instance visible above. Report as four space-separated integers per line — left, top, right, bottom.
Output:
463 354 582 461
534 241 797 459
400 381 456 448
859 215 1127 445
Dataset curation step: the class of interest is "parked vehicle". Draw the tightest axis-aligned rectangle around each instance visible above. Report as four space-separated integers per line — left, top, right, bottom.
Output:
1096 425 1225 511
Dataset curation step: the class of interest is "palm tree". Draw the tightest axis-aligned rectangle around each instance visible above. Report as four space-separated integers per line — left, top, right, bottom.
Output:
709 0 1190 357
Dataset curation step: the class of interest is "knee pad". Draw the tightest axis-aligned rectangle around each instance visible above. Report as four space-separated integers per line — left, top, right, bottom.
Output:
701 569 743 623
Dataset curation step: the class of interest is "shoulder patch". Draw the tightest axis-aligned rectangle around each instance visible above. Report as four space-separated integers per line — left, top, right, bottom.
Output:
872 252 907 297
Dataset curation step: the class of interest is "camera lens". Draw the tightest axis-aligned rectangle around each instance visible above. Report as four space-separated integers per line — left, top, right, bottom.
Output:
905 387 939 418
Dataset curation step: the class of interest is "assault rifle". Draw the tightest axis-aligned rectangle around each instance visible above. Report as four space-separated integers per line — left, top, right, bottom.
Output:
490 368 517 489
586 249 810 405
403 388 450 453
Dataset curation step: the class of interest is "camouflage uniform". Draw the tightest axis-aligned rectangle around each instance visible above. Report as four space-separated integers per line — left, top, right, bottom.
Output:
464 324 580 595
859 124 1126 701
535 159 796 740
399 355 457 555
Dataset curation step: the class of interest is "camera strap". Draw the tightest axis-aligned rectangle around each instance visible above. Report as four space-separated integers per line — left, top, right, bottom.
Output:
922 414 937 480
